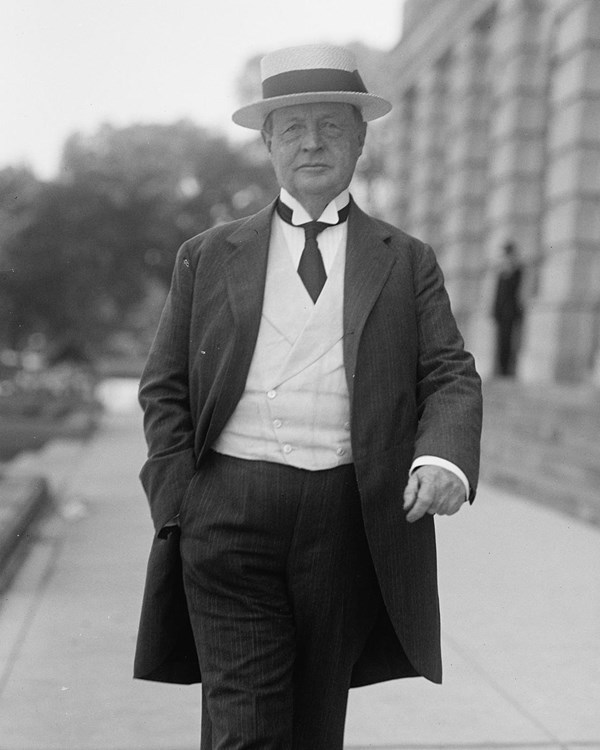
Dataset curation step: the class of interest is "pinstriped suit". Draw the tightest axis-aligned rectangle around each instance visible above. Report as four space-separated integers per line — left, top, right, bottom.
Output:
134 198 482 705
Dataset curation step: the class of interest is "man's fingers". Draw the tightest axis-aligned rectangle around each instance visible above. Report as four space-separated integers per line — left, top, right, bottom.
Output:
406 495 433 523
405 474 436 523
402 472 419 511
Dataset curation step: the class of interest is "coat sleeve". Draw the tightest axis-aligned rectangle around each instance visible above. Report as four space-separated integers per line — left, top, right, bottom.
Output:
138 242 198 531
412 243 483 502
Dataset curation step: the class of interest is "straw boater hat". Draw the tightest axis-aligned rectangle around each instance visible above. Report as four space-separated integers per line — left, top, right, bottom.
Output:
232 43 392 130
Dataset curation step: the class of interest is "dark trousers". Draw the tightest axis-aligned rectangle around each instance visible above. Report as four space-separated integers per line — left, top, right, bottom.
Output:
179 451 381 750
495 317 520 376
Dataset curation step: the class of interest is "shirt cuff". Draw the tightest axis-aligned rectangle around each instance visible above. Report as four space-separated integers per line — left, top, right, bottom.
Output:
410 456 470 501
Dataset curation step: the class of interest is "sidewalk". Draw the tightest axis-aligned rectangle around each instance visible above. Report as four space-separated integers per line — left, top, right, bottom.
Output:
0 378 599 749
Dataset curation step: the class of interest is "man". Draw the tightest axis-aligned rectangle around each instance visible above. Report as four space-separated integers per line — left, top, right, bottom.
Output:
493 240 523 376
134 44 482 749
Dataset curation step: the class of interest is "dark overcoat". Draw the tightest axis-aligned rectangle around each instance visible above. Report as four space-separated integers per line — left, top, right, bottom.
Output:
134 199 482 687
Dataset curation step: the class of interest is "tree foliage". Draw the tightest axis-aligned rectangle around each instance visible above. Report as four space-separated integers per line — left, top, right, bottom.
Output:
0 121 277 355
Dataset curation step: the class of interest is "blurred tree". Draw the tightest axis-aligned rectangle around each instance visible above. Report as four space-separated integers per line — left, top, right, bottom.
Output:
60 121 277 288
0 122 277 356
1 174 120 351
0 166 48 348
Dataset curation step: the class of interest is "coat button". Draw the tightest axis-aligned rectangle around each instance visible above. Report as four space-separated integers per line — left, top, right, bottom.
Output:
283 444 293 454
267 389 277 399
273 419 282 429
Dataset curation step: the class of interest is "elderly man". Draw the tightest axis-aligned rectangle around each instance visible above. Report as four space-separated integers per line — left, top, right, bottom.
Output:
134 44 482 750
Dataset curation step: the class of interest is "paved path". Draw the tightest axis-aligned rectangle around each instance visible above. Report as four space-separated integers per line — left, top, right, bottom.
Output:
0 379 599 749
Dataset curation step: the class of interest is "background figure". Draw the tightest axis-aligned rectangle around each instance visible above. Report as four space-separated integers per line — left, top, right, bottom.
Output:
493 241 523 376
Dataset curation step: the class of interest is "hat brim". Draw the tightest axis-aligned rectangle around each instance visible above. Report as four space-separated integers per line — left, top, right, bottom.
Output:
232 91 392 130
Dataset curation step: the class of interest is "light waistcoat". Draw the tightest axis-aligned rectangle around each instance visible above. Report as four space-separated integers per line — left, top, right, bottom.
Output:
213 208 353 470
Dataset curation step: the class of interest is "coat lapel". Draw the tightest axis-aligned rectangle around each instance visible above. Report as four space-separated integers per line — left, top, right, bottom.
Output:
200 203 274 452
224 201 274 326
343 202 397 405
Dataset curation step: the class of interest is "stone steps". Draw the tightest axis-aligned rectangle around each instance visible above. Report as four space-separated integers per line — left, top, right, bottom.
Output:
480 380 600 525
485 424 600 485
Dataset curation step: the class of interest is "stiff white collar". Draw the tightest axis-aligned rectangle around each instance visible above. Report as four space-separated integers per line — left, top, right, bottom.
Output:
279 188 350 225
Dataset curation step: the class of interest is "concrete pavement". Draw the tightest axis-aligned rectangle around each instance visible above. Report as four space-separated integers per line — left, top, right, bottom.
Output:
0 378 599 749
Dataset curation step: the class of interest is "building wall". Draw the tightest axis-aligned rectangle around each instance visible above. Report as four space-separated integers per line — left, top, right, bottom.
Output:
388 0 600 383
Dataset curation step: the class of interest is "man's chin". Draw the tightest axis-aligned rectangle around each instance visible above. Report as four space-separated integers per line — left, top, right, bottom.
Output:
294 174 336 195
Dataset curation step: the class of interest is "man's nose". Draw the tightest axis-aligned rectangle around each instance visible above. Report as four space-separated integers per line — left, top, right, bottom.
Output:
301 125 323 150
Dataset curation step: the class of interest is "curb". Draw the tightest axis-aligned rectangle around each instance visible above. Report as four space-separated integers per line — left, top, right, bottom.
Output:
0 475 52 595
0 435 94 596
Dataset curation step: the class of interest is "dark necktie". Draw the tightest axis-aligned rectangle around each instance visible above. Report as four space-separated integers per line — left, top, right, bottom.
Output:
276 199 350 303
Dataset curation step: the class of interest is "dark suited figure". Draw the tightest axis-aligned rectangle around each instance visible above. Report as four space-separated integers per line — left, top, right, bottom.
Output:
134 44 482 749
493 241 523 376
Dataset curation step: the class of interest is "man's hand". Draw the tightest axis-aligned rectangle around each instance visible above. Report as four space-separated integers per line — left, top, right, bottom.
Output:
403 465 466 523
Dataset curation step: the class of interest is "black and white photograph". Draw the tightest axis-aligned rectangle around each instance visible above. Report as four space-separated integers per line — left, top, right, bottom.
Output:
1 1 599 748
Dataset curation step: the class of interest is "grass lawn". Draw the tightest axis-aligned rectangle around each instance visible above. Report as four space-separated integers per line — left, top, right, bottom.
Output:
0 409 98 462
0 362 101 463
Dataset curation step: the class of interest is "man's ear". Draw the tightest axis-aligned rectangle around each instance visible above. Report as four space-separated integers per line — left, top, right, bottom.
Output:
261 129 272 153
357 122 367 155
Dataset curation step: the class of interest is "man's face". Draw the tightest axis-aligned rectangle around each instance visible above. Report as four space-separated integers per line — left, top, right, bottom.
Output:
263 102 366 213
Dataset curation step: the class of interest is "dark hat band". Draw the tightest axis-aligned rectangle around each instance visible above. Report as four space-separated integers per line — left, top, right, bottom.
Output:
262 68 368 99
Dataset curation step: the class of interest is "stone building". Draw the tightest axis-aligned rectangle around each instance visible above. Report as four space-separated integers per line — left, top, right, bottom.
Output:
386 0 600 383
